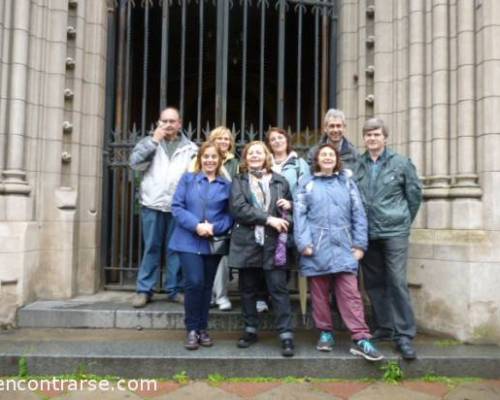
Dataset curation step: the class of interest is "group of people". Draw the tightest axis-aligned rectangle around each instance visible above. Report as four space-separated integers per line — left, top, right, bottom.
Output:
129 106 422 362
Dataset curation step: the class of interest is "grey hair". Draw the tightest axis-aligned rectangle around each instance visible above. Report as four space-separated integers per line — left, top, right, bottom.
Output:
323 108 346 126
362 117 389 138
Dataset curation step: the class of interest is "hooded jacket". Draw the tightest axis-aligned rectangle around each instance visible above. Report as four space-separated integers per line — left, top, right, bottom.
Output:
294 171 368 277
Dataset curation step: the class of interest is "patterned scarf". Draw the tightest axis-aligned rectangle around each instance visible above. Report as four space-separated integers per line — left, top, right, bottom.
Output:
248 170 272 246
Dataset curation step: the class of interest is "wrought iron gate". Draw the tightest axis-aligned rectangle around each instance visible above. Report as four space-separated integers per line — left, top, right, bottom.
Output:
102 0 338 289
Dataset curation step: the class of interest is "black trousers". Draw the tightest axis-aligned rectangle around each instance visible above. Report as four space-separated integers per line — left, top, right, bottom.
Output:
239 268 293 338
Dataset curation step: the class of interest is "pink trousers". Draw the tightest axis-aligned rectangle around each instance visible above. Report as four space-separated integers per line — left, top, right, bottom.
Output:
309 273 372 341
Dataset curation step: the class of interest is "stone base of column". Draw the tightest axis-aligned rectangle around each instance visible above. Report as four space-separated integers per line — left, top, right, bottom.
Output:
423 175 452 199
1 169 31 195
449 174 482 198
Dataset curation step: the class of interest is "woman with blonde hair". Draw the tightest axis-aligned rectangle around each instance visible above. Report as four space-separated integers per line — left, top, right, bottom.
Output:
207 126 239 311
228 141 295 357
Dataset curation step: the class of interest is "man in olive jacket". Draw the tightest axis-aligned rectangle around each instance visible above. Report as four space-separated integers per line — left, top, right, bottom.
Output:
353 118 422 360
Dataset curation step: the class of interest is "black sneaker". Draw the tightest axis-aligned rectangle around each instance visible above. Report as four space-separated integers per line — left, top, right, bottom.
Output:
396 340 417 360
281 339 295 357
237 332 258 348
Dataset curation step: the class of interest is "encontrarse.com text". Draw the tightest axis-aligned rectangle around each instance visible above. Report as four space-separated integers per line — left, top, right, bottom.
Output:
0 378 158 392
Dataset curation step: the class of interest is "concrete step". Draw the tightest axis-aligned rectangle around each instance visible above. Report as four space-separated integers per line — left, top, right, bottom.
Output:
17 291 327 331
1 328 499 379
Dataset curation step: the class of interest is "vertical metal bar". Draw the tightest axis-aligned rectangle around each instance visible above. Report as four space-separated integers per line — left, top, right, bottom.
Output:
329 0 337 108
123 1 132 134
321 3 329 119
141 1 150 133
296 3 303 134
180 0 187 116
160 0 170 110
314 4 320 133
258 0 266 138
196 0 204 137
240 0 248 134
277 0 286 126
102 4 118 285
110 0 128 282
215 0 229 126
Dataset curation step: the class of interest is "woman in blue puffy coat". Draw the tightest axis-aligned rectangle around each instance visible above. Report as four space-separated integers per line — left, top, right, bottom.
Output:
294 143 383 361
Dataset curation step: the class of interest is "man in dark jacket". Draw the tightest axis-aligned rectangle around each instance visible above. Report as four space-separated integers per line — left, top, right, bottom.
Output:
353 118 422 360
307 108 358 171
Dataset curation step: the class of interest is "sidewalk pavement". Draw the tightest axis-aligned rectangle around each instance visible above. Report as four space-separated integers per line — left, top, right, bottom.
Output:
2 379 500 399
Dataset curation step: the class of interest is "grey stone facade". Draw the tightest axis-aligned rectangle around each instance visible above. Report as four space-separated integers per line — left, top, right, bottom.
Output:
0 0 498 344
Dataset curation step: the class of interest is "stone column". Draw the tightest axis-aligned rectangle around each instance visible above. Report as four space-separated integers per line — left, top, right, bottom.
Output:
450 0 481 196
0 0 13 180
408 0 425 173
426 0 451 193
1 0 31 195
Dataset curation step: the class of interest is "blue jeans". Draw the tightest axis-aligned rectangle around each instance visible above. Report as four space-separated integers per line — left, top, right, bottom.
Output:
136 207 182 297
361 236 416 342
179 252 220 331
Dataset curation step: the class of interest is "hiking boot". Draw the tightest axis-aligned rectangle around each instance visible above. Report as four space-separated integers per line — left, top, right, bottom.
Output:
316 331 334 352
256 300 269 313
350 339 384 362
237 332 258 348
198 330 214 347
396 340 417 360
167 293 184 304
281 339 295 357
132 293 151 308
184 330 199 350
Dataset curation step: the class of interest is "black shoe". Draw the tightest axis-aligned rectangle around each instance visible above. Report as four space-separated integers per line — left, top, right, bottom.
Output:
184 330 199 350
198 330 213 347
281 339 295 357
396 340 417 360
237 332 258 348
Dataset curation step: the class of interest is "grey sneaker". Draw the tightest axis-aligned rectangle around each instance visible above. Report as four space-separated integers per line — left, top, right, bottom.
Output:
132 293 150 308
168 293 184 304
350 339 384 362
316 331 335 352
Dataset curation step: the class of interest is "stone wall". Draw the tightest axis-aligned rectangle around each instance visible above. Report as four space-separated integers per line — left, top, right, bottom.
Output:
0 0 108 326
337 0 500 343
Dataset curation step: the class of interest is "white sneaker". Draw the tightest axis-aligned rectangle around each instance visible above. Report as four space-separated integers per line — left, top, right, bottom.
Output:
256 300 269 313
217 297 232 311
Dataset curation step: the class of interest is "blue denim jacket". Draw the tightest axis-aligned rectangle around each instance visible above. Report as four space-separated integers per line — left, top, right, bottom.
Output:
169 172 233 254
293 171 368 277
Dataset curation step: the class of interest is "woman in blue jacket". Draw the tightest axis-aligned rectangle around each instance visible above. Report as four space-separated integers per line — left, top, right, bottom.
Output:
170 142 233 350
294 143 383 361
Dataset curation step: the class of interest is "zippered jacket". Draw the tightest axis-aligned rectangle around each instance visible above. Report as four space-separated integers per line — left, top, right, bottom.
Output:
352 148 422 239
129 134 198 212
294 171 368 277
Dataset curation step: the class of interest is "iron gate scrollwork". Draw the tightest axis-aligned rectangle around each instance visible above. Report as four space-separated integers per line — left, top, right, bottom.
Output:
102 0 338 289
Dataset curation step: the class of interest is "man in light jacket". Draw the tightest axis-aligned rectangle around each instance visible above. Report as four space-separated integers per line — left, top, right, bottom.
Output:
353 117 422 360
129 107 198 307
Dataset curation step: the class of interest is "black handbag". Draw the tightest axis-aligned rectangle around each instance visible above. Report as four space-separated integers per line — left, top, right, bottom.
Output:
208 234 231 255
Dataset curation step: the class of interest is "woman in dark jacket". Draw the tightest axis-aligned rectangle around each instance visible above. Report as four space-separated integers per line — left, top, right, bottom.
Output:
228 141 295 357
170 142 233 350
